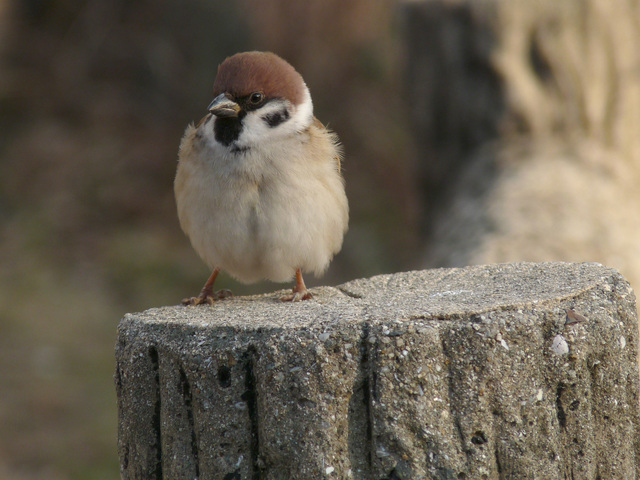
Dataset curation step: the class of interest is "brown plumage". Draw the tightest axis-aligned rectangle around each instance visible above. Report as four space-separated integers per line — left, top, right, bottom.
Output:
213 51 306 105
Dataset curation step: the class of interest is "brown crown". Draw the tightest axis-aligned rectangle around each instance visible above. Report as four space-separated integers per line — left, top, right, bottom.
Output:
212 51 306 105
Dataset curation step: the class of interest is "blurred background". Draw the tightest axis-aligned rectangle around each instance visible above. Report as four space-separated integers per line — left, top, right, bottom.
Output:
1 0 639 478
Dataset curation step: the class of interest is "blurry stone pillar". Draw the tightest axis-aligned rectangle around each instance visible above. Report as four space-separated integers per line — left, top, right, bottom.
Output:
403 0 640 289
116 262 640 479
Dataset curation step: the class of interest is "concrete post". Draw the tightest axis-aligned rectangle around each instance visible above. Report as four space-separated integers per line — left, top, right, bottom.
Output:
116 262 639 479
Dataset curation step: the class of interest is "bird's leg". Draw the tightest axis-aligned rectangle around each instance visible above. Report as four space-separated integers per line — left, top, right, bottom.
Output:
182 267 233 306
280 268 313 302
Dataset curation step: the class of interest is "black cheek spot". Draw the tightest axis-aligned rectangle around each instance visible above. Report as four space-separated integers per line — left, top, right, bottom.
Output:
262 108 290 128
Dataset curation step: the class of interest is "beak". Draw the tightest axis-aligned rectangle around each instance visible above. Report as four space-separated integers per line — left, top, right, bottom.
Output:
208 93 241 118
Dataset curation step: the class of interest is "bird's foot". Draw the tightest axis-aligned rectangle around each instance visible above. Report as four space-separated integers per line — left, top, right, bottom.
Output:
280 268 313 302
280 289 313 302
182 289 233 306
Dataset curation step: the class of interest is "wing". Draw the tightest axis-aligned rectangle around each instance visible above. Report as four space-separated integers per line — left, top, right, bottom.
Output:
312 116 343 174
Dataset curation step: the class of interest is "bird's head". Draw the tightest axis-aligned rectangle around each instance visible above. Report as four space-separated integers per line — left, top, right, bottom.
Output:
204 51 314 151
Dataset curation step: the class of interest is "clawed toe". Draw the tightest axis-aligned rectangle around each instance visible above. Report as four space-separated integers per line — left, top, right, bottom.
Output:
181 295 213 306
280 268 313 302
214 289 234 300
280 290 313 302
182 289 233 306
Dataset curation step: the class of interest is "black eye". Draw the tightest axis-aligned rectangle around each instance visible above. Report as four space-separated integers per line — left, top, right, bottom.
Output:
249 92 264 105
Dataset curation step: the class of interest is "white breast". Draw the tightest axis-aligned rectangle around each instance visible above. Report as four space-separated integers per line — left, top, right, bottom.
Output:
175 123 348 284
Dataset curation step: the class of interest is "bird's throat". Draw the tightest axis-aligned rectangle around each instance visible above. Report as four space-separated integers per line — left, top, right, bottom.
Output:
214 113 245 147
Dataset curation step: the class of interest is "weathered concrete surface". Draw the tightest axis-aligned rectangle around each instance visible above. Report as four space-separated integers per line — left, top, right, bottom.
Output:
116 262 640 479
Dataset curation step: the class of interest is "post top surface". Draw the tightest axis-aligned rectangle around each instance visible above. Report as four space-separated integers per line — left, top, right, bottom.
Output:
122 262 631 332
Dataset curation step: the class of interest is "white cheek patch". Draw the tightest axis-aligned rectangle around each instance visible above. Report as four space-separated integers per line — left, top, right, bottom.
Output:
291 85 314 131
236 85 314 148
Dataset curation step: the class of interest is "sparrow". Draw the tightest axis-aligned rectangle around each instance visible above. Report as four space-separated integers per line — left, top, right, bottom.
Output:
174 51 349 305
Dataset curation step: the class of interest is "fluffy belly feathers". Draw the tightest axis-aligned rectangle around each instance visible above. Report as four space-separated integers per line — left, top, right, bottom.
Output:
175 146 348 283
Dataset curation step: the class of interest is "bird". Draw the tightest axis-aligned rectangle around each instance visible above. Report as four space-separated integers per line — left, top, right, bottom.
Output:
174 51 349 305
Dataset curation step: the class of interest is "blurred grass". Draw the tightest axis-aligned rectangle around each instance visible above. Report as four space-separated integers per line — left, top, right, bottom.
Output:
0 0 418 477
